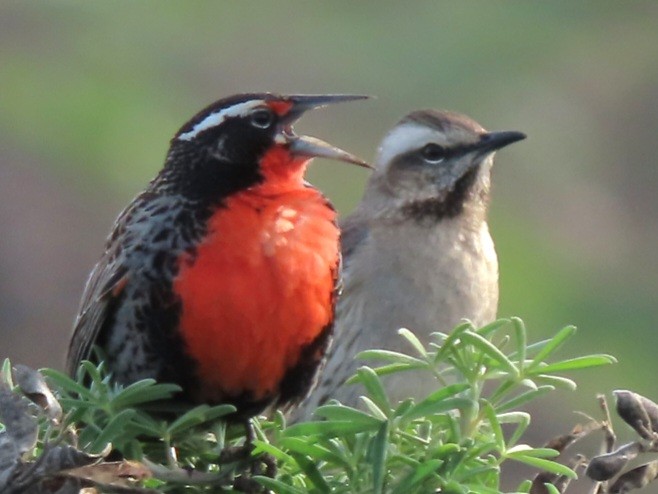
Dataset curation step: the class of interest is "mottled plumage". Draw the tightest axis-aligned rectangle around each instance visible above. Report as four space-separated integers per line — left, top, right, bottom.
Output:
67 93 369 417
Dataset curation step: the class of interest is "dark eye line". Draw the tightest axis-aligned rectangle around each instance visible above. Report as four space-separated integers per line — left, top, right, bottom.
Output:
420 141 487 162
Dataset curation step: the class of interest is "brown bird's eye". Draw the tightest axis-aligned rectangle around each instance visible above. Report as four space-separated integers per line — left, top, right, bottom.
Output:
249 109 274 129
421 143 446 163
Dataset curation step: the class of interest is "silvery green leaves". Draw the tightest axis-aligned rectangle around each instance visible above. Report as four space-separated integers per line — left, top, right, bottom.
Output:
0 360 247 492
254 318 615 494
0 360 150 493
2 318 633 493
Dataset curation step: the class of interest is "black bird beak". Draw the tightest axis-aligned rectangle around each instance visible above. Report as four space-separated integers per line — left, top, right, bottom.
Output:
475 131 527 155
278 94 372 169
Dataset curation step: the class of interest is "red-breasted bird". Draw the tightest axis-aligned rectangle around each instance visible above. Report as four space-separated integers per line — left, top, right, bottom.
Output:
67 93 369 419
295 110 525 420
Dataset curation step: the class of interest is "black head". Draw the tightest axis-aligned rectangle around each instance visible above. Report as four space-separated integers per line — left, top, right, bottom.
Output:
160 93 369 200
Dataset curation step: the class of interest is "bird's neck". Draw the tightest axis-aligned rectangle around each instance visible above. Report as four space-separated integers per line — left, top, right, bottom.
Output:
404 167 488 223
154 145 311 202
254 146 311 195
365 170 491 231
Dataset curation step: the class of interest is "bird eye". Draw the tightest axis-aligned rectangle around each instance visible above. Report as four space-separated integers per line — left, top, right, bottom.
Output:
421 143 446 163
249 109 274 129
420 142 446 163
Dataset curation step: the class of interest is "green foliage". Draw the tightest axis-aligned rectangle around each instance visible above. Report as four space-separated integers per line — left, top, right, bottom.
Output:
255 318 614 493
0 318 615 492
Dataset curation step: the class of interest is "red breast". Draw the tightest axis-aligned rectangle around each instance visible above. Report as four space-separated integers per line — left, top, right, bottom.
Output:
173 149 338 403
66 93 369 418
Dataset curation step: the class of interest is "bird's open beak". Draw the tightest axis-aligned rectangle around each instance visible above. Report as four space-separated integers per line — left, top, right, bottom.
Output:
278 94 372 169
475 131 526 155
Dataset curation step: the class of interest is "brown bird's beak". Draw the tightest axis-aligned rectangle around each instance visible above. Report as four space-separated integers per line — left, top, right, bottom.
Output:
279 94 372 169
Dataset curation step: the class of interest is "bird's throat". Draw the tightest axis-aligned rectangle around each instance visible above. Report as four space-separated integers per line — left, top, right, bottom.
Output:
257 146 310 194
401 166 483 223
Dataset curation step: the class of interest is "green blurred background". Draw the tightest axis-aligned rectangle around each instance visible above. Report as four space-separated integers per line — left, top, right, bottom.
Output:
2 2 658 488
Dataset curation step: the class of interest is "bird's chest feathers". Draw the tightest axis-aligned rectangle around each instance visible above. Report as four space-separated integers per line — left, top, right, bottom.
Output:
354 220 498 332
172 188 338 400
194 189 338 270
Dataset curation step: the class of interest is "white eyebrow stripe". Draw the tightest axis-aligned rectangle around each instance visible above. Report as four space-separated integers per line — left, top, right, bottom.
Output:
177 100 264 141
376 123 438 168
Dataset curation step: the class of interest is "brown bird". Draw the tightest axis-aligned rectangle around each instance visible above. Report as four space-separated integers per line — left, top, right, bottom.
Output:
295 109 525 420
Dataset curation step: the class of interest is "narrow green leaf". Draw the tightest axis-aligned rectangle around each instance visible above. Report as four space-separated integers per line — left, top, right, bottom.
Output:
393 398 414 417
426 383 470 402
408 459 442 485
123 417 164 438
81 360 104 386
498 412 530 448
527 326 577 371
252 440 296 464
78 422 103 449
506 454 576 478
167 404 235 435
541 483 563 494
111 378 156 396
533 375 577 391
528 355 616 374
90 409 137 453
456 464 500 483
506 446 559 458
520 378 538 390
511 317 527 373
459 480 501 494
278 437 351 469
511 339 550 360
496 411 531 424
397 328 428 358
361 396 389 421
444 413 462 443
356 366 391 416
460 332 519 378
166 405 210 434
517 479 533 493
433 443 462 458
366 362 427 378
41 368 93 400
441 479 468 494
290 453 331 493
254 476 306 494
461 439 499 463
391 458 438 494
313 404 385 426
346 362 425 385
401 397 474 424
496 386 554 413
358 350 427 366
398 383 469 423
284 419 382 437
488 379 516 405
370 421 389 494
111 380 180 408
482 401 504 451
1 358 12 385
476 318 511 337
198 403 236 421
433 322 472 364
